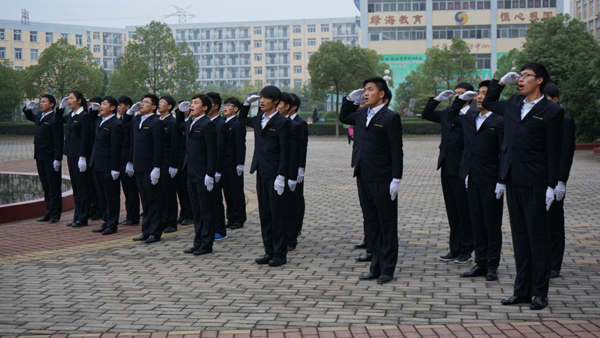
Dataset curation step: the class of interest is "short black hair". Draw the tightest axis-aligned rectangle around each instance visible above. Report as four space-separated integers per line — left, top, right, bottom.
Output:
478 80 491 89
224 97 242 110
41 94 56 109
160 95 176 112
143 94 159 112
542 82 559 99
89 96 102 104
70 90 88 112
102 96 119 115
384 88 392 106
362 76 389 94
117 95 133 106
520 62 550 92
260 85 282 105
455 82 475 91
289 93 301 111
206 92 222 111
280 92 295 108
191 93 212 113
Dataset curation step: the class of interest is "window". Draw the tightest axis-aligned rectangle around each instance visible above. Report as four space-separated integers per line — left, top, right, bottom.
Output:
30 31 38 42
321 24 330 33
293 25 301 33
497 24 529 38
14 66 23 70
294 79 302 87
497 0 555 8
254 53 263 61
0 29 4 40
93 45 101 53
30 49 39 60
321 38 330 43
308 38 316 46
432 25 491 39
254 27 262 35
94 58 101 65
293 39 302 47
294 66 302 73
255 67 263 75
129 32 135 40
14 29 22 41
254 40 263 48
61 33 68 41
46 32 53 43
369 27 427 41
474 54 491 69
0 47 5 58
76 35 83 46
307 25 316 33
368 0 427 11
433 0 490 9
308 52 315 58
93 32 100 39
293 52 302 60
14 48 23 60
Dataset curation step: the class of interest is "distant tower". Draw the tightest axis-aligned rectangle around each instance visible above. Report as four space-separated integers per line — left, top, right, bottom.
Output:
164 5 196 24
21 8 29 25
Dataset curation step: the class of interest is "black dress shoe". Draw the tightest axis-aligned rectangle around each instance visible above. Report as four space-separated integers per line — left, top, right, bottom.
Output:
550 270 560 279
501 295 531 305
36 216 50 222
72 221 88 228
133 234 149 241
120 220 138 225
102 228 117 235
268 257 287 266
144 235 160 244
460 265 487 278
92 226 107 233
90 214 102 221
530 296 548 310
164 226 178 233
359 272 379 280
225 222 232 228
287 245 296 252
486 268 498 281
181 218 193 225
229 223 244 229
193 248 213 255
439 252 458 261
66 220 76 227
49 218 60 223
183 246 198 254
377 274 394 284
255 254 273 264
177 217 184 223
355 253 372 262
354 241 367 249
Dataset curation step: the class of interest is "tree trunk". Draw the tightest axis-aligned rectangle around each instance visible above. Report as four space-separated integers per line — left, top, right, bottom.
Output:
335 88 340 137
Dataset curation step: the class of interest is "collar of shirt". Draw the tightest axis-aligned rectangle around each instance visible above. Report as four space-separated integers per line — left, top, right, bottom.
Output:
475 111 493 130
40 111 54 120
100 113 116 126
210 114 219 121
521 94 545 119
190 114 206 130
366 103 385 126
160 113 172 121
459 105 470 115
261 111 277 129
139 113 153 128
71 106 84 117
226 115 236 123
185 116 190 122
289 113 297 120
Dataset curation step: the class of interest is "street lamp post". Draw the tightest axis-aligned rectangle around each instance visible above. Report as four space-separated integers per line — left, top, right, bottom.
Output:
383 69 392 87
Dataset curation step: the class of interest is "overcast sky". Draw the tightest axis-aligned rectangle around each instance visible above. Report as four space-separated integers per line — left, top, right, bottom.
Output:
0 0 360 28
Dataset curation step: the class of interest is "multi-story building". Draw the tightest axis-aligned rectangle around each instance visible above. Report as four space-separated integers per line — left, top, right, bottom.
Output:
571 0 600 39
356 0 564 86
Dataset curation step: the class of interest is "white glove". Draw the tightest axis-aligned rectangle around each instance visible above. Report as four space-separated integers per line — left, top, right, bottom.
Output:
495 183 506 200
125 162 134 176
78 157 87 172
459 91 478 101
236 164 244 176
274 175 285 196
130 101 141 113
26 101 36 110
465 175 469 190
178 101 191 112
546 186 555 211
204 174 214 192
501 72 520 85
555 181 566 201
90 102 100 111
53 160 61 172
297 167 305 183
59 97 69 109
111 170 120 180
435 90 454 102
389 178 401 201
168 167 178 179
150 167 160 185
245 95 260 105
215 172 221 183
347 88 365 104
288 179 297 192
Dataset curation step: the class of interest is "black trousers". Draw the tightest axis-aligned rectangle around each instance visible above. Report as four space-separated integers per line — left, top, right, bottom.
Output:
441 169 473 256
295 180 306 234
86 167 101 217
93 170 120 230
67 156 89 223
548 197 565 272
176 167 193 220
356 178 398 276
36 159 62 220
188 176 214 251
161 168 179 229
211 180 227 237
467 181 503 269
120 163 140 222
256 176 287 259
506 181 550 297
285 184 300 248
222 166 246 225
135 171 164 237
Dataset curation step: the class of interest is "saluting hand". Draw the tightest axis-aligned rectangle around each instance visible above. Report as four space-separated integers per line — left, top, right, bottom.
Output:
178 101 191 112
347 88 365 104
59 97 69 109
26 101 37 110
245 95 260 105
434 90 454 102
459 91 478 101
500 72 519 85
90 102 100 111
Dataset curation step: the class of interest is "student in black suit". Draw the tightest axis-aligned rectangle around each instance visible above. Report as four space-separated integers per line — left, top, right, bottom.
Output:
90 96 124 235
23 95 63 223
339 77 403 284
175 104 193 226
221 97 247 230
240 86 291 267
62 91 91 228
117 96 140 226
126 94 165 244
288 93 308 241
158 95 181 234
482 63 564 310
206 92 228 240
422 83 476 264
542 83 576 280
87 96 103 221
448 81 505 282
180 95 217 255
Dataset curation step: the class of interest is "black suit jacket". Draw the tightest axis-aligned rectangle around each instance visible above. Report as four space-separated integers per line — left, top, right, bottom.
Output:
449 98 505 185
175 109 188 170
559 115 576 183
292 114 308 169
422 97 477 177
130 114 164 172
184 115 217 180
119 113 134 165
239 105 290 179
288 117 301 179
23 108 63 161
482 79 564 188
339 98 403 181
90 115 124 172
160 114 181 169
63 109 91 158
224 116 246 168
212 115 228 174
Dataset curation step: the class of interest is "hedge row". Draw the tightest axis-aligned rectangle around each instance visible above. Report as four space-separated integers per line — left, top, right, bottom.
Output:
0 122 35 135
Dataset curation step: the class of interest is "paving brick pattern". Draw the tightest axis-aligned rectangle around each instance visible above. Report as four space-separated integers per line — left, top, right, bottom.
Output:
0 134 599 337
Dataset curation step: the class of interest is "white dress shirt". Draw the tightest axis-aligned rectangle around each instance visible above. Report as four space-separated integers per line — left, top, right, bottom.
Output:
99 113 115 127
71 106 84 117
261 111 277 129
476 111 493 131
190 114 205 131
366 103 385 126
139 113 153 129
521 94 545 120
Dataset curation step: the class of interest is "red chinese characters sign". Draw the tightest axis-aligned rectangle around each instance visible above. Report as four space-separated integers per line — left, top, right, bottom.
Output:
498 9 555 23
368 13 426 26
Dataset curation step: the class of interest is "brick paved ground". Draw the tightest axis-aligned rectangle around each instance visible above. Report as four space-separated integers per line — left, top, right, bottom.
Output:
0 134 599 337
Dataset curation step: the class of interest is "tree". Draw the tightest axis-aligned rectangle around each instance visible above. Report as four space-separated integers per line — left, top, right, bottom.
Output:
0 59 23 121
106 21 200 101
493 48 520 100
308 41 386 136
23 39 103 100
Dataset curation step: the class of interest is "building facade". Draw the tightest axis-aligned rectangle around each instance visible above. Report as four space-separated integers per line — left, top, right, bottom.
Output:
571 0 600 38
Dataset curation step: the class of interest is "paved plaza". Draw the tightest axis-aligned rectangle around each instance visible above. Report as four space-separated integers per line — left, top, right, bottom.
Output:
0 133 599 337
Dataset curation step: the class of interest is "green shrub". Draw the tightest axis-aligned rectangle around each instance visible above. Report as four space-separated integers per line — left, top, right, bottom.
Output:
0 122 35 135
